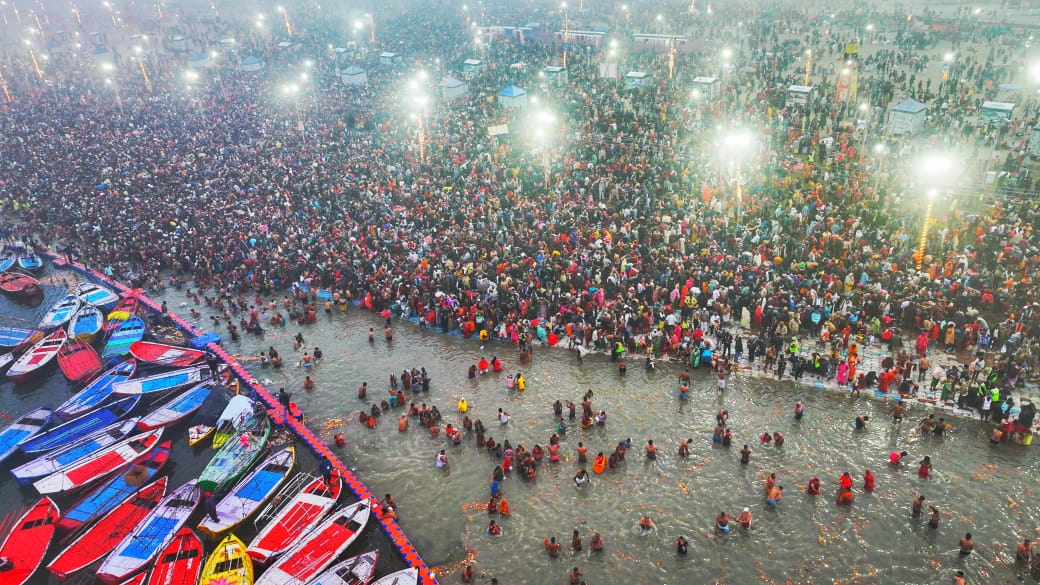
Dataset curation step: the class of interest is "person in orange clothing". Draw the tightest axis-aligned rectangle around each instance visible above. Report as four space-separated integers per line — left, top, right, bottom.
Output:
478 357 490 374
863 469 875 492
837 488 854 506
807 476 821 495
498 496 510 516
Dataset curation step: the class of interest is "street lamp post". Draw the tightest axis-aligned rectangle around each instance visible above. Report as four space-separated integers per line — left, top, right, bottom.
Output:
913 154 957 270
720 129 754 224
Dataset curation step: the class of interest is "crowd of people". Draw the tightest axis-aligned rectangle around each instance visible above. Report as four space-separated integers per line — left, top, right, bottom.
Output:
2 0 1040 582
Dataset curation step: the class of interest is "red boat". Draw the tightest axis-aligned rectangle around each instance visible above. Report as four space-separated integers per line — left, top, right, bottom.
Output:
129 340 207 367
119 574 147 585
57 339 103 385
46 477 168 582
0 271 42 297
247 471 343 564
146 527 204 585
0 497 60 585
105 293 141 334
6 328 67 383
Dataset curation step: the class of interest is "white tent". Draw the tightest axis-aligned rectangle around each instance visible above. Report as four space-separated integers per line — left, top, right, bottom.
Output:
624 71 650 89
238 55 264 72
341 66 368 86
439 75 469 101
498 85 528 109
186 53 212 69
463 58 484 79
887 98 926 135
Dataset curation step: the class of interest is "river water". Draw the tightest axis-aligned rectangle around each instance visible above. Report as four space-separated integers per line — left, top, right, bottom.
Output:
141 285 1039 585
2 275 1038 585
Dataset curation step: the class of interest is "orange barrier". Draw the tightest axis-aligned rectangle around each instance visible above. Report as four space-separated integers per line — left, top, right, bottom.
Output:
46 255 440 585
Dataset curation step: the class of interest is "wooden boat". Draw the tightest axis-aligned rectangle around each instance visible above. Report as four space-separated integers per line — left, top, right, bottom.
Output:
198 446 295 539
309 550 379 585
137 382 214 431
101 315 146 360
187 385 231 447
23 395 140 456
112 364 211 396
96 479 200 585
129 340 207 367
11 418 140 484
145 527 204 585
247 471 343 565
75 282 120 310
119 574 147 585
17 250 43 272
57 338 103 385
369 568 419 585
0 497 60 585
57 441 171 533
67 304 104 342
254 500 371 585
33 428 163 495
150 325 187 345
46 477 168 582
7 328 67 383
199 533 253 585
104 294 140 334
39 295 83 330
0 251 15 272
0 326 38 348
0 271 42 297
0 406 54 464
55 360 137 421
212 394 261 449
197 416 270 494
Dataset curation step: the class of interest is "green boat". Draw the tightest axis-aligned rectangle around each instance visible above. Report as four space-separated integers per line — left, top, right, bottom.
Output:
198 415 271 493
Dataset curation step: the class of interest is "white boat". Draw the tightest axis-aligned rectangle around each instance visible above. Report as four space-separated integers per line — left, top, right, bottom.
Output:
136 382 214 431
369 568 419 585
75 281 120 310
210 394 258 449
0 406 54 464
197 446 295 539
10 418 139 485
253 500 371 585
32 428 163 495
309 550 380 585
111 364 211 396
95 479 200 585
39 294 83 330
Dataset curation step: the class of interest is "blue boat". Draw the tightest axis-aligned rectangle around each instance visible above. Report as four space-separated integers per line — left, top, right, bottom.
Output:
101 316 146 359
75 282 120 311
0 406 54 464
136 382 214 431
10 417 140 485
38 294 83 330
18 251 43 272
67 305 104 342
20 395 140 456
112 364 211 396
0 326 37 348
0 251 15 272
55 359 137 420
55 440 172 533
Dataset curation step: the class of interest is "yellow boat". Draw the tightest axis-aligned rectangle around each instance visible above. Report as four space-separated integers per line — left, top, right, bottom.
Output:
199 533 253 585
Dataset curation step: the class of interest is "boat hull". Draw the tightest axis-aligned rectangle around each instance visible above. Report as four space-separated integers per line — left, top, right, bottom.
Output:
0 497 60 585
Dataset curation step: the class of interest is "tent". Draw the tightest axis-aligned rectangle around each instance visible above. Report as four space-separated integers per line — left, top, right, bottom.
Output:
543 66 568 86
170 35 187 52
186 53 211 68
498 85 528 109
887 98 926 135
238 55 264 72
691 76 720 100
624 71 650 89
380 52 400 66
341 66 368 86
463 58 484 79
92 46 115 69
980 101 1015 125
439 75 469 101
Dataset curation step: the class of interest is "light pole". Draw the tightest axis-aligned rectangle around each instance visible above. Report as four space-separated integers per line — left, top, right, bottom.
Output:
277 5 292 37
871 143 888 198
534 108 556 188
105 77 123 114
407 70 430 162
0 65 12 101
913 154 956 270
719 128 754 224
134 45 152 92
560 2 569 69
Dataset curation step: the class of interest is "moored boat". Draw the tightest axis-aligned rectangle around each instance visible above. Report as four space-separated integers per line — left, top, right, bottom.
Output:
129 340 207 367
369 568 419 585
247 470 343 565
33 428 163 495
145 527 204 585
104 294 140 334
309 550 380 585
54 360 137 421
0 271 42 297
0 251 15 272
187 385 231 447
75 281 120 310
22 395 140 456
101 315 146 359
95 479 200 585
11 418 140 485
46 477 168 582
0 406 54 464
253 500 371 585
67 304 104 342
57 338 103 385
212 394 262 449
199 533 254 585
39 294 83 331
0 326 38 348
112 364 211 396
56 440 171 533
17 250 43 272
198 446 295 539
136 382 214 431
0 497 60 585
197 416 270 494
6 328 67 383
